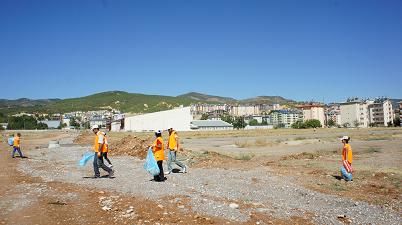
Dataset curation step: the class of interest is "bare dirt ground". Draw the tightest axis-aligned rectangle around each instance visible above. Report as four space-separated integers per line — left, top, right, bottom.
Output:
1 128 401 224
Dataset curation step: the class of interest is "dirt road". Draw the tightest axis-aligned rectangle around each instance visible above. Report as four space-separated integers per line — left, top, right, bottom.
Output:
1 129 401 224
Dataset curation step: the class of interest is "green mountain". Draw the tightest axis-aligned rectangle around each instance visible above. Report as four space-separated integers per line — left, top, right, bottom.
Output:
177 92 237 103
240 96 296 105
0 91 296 116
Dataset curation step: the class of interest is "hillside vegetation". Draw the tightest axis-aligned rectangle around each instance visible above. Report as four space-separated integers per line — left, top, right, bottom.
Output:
0 91 295 116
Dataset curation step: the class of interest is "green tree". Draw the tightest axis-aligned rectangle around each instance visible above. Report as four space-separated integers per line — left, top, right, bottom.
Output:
220 114 234 124
82 121 90 129
261 119 268 125
7 115 48 130
70 117 80 129
291 120 306 129
327 119 336 127
343 122 350 128
200 114 209 120
304 119 322 128
353 120 360 128
393 117 400 127
232 117 246 129
248 119 259 126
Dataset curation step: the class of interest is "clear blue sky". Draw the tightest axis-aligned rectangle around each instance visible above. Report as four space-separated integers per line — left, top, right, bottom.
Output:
1 0 401 103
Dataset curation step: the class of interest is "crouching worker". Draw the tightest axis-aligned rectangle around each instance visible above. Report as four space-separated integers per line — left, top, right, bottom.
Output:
152 130 166 182
92 125 114 178
340 136 353 181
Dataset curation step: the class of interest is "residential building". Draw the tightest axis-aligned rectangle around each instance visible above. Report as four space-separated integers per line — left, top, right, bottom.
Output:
109 114 125 131
89 116 107 129
299 104 325 127
339 99 372 128
368 98 394 127
269 110 302 128
400 102 402 126
190 120 233 131
191 104 227 115
326 104 341 126
228 105 262 116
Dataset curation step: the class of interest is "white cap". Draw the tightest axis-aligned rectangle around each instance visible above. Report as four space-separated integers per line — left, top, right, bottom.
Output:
340 136 350 140
91 125 99 130
155 130 162 135
167 125 173 130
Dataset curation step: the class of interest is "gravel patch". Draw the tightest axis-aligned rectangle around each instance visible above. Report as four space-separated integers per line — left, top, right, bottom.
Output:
19 142 402 224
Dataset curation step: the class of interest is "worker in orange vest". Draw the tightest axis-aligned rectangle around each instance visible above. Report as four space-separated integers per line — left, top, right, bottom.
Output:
151 130 166 182
101 132 112 168
92 125 114 178
12 133 24 158
166 127 187 174
340 136 353 181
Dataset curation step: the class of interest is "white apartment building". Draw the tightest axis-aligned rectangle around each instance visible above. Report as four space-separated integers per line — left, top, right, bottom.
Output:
340 100 372 128
368 99 394 127
299 104 325 127
228 105 261 116
269 110 302 128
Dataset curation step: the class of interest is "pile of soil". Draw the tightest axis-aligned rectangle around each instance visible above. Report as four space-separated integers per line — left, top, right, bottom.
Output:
109 135 153 159
73 131 92 145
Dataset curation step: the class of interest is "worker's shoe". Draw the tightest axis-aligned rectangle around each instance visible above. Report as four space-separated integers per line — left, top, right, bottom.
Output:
108 170 115 178
182 166 188 173
164 171 171 175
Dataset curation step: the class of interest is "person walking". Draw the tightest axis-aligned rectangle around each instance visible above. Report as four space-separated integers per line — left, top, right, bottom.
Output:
340 136 353 181
151 130 166 182
92 125 114 178
166 127 187 174
101 132 112 168
11 133 24 158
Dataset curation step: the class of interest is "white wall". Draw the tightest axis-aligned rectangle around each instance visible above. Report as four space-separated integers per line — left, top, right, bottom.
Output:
125 107 192 132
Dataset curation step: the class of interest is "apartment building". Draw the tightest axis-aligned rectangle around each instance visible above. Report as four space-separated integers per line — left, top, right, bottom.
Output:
339 99 372 128
299 104 325 127
269 110 302 128
368 99 394 127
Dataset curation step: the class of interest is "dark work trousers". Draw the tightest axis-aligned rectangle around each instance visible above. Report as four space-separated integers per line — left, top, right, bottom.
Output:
154 160 165 182
93 153 112 177
12 147 24 158
102 152 112 165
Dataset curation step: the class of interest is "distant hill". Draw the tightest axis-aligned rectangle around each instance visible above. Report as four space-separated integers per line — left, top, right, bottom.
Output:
0 98 60 107
177 92 237 103
240 96 295 105
0 91 296 116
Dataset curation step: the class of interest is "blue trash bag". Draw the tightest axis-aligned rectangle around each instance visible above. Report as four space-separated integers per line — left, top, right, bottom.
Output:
143 147 160 176
8 137 14 146
79 152 95 167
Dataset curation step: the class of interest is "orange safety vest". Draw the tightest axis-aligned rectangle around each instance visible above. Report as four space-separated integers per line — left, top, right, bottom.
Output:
93 131 107 153
168 131 178 151
101 132 109 153
13 136 20 147
342 143 353 164
153 137 165 161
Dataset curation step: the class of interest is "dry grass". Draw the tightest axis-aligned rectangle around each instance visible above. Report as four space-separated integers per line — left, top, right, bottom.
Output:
235 138 275 148
233 153 255 161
